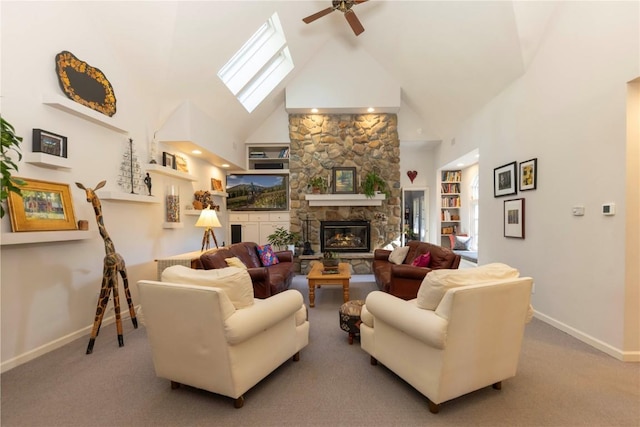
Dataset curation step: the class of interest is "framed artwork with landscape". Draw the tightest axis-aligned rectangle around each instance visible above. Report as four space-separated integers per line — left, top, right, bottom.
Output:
226 174 288 211
493 161 517 197
504 198 525 239
332 167 357 194
7 178 77 232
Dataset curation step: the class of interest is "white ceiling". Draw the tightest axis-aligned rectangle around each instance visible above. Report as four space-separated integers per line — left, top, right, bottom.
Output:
82 1 557 143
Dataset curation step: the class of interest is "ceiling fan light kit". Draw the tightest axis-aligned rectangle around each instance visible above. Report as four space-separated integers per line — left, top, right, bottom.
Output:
303 0 368 36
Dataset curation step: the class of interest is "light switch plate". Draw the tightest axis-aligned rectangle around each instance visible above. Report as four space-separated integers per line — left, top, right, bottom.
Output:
572 206 585 216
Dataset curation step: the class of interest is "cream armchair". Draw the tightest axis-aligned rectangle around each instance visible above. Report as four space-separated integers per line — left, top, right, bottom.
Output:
360 263 533 413
137 265 309 408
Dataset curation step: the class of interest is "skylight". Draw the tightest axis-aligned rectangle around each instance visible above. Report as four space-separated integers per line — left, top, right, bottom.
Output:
217 12 293 113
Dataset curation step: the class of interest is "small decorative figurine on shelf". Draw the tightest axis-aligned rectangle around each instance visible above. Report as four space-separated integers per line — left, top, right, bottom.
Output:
143 173 152 196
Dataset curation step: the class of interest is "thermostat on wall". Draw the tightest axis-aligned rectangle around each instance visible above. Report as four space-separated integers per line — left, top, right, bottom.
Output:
602 203 616 216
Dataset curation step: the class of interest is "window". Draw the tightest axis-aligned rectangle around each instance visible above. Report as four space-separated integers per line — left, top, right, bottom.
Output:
469 174 479 250
217 13 293 113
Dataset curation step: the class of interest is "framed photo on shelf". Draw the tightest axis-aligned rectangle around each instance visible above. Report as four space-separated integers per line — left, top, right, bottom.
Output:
332 167 357 194
7 178 77 232
211 178 224 192
162 152 176 169
494 161 517 197
175 154 189 173
32 129 67 158
519 158 537 191
504 198 525 239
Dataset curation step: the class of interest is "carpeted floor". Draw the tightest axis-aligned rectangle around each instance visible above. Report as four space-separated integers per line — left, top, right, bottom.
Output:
1 274 639 426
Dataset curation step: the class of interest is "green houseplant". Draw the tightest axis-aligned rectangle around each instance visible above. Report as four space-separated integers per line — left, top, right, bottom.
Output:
267 226 302 251
322 251 340 269
361 171 390 198
1 116 25 218
308 176 328 194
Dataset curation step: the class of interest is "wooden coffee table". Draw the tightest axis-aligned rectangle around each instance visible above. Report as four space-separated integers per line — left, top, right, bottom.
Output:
306 262 351 308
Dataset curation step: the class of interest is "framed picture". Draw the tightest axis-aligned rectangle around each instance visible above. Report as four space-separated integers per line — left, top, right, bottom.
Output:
519 158 537 191
175 154 189 173
211 178 224 192
7 178 77 232
504 198 525 239
226 174 288 211
32 129 67 158
162 152 176 169
332 167 357 194
494 161 517 197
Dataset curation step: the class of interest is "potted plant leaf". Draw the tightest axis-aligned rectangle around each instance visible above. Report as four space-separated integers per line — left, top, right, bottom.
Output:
308 176 328 194
361 170 390 198
1 116 25 218
267 226 302 252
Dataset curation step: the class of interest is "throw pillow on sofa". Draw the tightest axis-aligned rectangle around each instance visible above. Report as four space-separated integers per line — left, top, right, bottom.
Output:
161 265 254 310
416 263 519 310
452 235 472 250
389 246 410 265
257 244 280 267
225 256 247 270
411 252 431 268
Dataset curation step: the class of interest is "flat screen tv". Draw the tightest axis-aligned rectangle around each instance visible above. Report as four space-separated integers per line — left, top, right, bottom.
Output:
226 174 289 211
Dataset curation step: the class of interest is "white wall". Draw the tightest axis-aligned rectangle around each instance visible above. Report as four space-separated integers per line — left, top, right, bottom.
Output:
435 1 639 359
0 2 228 370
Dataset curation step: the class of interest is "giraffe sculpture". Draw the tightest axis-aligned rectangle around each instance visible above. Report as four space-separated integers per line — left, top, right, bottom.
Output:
76 180 138 354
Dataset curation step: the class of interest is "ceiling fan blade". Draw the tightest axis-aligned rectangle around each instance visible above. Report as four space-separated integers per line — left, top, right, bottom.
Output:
344 10 364 36
303 7 335 24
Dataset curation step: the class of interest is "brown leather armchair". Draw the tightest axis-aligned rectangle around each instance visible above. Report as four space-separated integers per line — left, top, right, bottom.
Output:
372 241 461 300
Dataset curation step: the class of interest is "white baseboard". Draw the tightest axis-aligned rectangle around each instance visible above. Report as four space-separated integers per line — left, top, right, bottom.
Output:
533 311 640 362
1 306 142 373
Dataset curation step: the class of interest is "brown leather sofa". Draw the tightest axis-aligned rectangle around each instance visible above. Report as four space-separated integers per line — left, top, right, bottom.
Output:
199 242 294 299
372 240 461 300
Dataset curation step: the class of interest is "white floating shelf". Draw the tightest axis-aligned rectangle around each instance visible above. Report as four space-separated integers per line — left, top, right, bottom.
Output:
24 152 71 170
163 222 184 229
98 191 160 203
305 193 386 206
1 230 95 246
184 210 201 216
146 164 197 181
211 191 228 197
42 93 128 134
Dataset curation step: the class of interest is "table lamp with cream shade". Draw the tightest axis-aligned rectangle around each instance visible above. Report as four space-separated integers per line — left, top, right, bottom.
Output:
195 205 221 251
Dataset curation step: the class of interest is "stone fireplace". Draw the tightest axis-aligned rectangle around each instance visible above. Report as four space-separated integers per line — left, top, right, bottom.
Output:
320 220 371 253
288 113 402 261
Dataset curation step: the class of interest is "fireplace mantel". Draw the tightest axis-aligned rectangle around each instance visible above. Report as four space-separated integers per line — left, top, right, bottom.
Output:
305 194 385 207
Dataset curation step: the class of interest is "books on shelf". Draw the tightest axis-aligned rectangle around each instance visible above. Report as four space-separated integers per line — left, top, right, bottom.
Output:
441 183 460 193
442 170 461 182
277 148 290 158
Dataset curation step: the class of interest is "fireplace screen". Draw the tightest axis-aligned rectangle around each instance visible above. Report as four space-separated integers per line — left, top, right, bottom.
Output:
320 220 371 253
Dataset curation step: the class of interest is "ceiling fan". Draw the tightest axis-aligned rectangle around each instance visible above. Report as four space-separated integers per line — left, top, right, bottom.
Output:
303 0 369 36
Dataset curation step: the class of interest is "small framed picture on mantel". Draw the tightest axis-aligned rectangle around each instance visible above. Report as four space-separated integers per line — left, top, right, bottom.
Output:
32 129 67 158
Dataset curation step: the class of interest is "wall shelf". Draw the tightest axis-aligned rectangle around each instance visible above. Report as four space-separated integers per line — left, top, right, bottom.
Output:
305 194 386 207
98 191 160 203
42 93 128 134
1 230 95 246
146 163 197 181
24 152 71 170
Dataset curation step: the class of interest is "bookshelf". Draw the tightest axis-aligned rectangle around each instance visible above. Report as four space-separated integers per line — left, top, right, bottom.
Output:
247 144 290 171
440 170 461 248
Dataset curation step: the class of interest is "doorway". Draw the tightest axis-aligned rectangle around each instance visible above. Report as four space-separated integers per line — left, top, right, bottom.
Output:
402 188 429 245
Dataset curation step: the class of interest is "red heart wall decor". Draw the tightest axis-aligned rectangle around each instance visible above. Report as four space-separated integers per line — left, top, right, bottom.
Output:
407 170 418 183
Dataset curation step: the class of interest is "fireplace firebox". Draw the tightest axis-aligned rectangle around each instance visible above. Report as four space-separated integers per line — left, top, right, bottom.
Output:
320 220 371 253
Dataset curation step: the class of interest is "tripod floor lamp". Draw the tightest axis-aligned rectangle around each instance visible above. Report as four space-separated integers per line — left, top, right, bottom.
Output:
195 206 221 251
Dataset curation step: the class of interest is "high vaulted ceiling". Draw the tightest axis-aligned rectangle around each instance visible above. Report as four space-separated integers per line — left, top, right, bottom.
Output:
82 1 557 143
